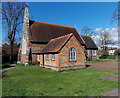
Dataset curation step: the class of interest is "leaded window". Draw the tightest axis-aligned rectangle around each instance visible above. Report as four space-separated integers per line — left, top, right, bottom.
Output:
69 47 76 61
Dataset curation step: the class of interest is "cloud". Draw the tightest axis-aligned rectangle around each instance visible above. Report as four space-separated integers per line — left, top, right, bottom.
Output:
92 27 118 47
95 27 102 31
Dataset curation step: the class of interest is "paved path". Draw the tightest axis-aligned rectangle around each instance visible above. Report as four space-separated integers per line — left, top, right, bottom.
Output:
0 65 20 78
1 64 20 72
86 62 120 96
100 74 120 82
86 62 119 72
99 88 120 96
100 74 120 96
2 66 15 71
99 74 120 96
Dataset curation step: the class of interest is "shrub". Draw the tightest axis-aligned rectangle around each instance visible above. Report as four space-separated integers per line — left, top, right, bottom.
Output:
107 55 115 59
28 61 40 66
0 65 2 70
114 49 120 56
99 50 109 59
2 63 11 69
2 70 7 78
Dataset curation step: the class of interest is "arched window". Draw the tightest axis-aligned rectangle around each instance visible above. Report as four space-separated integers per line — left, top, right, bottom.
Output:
69 47 76 61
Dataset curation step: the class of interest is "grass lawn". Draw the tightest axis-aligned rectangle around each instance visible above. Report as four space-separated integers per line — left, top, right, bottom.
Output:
86 59 120 63
2 66 119 96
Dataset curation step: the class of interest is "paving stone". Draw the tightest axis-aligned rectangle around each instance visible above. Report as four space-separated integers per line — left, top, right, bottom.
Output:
100 74 119 82
99 88 120 96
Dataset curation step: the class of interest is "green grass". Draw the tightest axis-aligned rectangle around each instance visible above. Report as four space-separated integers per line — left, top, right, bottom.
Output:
16 63 25 66
2 66 119 96
87 59 120 63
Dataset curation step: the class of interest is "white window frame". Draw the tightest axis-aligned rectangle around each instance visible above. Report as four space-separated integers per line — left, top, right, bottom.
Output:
51 54 55 61
87 50 89 55
46 54 49 61
37 55 40 61
69 47 76 61
92 50 96 56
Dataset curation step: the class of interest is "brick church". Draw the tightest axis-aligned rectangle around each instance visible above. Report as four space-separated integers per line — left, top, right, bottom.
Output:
18 7 98 71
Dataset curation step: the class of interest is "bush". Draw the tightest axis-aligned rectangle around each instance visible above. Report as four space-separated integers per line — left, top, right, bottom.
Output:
0 65 2 70
107 55 115 59
114 49 120 56
2 63 11 69
99 50 109 59
2 70 7 78
28 61 40 66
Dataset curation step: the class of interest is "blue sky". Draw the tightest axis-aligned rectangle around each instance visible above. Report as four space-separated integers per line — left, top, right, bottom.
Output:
1 2 118 46
28 2 117 33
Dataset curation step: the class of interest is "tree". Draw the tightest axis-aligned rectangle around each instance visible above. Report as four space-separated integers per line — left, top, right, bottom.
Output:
111 2 120 23
81 26 95 37
114 49 120 56
114 49 120 59
98 29 112 50
1 2 27 62
99 50 109 59
2 44 19 64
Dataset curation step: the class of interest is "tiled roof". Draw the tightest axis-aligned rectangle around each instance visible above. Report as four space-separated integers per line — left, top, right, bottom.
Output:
38 33 73 54
81 35 98 50
29 20 85 45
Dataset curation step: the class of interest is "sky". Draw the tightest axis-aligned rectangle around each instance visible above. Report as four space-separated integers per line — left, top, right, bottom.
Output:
28 2 117 30
28 2 118 46
1 2 118 46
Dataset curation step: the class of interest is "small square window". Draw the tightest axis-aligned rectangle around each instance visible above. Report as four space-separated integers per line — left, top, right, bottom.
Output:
51 54 55 61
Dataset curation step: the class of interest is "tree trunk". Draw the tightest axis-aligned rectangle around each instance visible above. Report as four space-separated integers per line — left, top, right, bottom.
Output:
9 42 13 63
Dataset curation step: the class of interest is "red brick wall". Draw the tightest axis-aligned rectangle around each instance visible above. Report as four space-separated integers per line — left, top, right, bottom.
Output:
59 35 86 69
37 35 86 71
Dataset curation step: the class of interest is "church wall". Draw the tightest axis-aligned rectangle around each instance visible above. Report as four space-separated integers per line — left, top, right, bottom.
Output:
29 42 47 61
86 50 98 60
44 54 59 66
37 54 58 67
59 36 86 70
36 35 86 71
38 54 59 71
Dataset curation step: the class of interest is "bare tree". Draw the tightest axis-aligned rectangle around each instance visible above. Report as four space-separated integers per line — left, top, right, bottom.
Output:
81 26 95 37
99 29 112 50
111 2 120 23
1 2 27 62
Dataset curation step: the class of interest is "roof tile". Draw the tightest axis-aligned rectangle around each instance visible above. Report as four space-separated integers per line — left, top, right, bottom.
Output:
39 33 73 53
29 20 85 45
81 35 98 50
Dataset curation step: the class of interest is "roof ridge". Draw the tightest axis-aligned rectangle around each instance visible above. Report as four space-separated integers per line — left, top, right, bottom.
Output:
51 33 73 41
34 20 76 29
40 33 73 53
80 34 91 37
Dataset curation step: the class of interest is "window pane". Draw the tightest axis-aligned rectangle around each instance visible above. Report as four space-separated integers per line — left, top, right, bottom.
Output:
51 54 55 61
46 54 49 61
69 47 76 61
